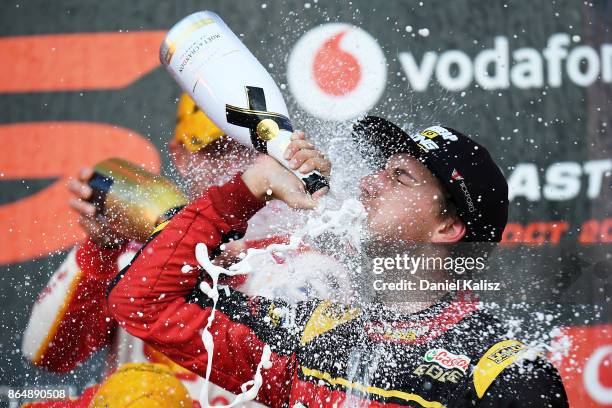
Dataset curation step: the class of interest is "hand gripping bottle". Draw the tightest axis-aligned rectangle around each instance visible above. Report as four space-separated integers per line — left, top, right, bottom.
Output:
160 11 329 194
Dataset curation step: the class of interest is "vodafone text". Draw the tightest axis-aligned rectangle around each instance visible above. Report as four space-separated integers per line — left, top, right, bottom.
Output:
400 33 612 91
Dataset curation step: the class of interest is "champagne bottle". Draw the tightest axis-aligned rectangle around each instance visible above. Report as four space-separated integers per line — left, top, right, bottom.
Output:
89 158 187 242
160 11 329 194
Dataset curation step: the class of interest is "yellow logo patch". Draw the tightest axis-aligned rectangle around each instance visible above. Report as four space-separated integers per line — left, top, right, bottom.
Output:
420 129 439 139
473 340 528 398
488 343 526 364
300 301 360 345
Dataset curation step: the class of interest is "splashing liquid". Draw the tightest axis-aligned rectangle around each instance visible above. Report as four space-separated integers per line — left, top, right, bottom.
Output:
342 344 384 408
188 198 366 407
189 244 273 408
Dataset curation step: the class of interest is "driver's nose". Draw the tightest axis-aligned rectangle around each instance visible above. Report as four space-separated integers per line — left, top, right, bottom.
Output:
360 169 387 198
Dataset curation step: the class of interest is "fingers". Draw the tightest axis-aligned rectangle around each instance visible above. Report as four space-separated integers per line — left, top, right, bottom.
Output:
288 148 323 170
78 167 94 182
282 189 317 210
311 186 330 201
68 179 93 200
290 150 331 181
297 156 331 178
284 131 331 181
243 130 330 209
290 130 306 141
68 167 94 202
268 169 317 210
69 198 96 217
283 139 314 160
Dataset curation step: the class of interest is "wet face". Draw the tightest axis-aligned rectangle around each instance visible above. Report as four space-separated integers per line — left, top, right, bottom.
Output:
359 153 460 243
169 137 256 197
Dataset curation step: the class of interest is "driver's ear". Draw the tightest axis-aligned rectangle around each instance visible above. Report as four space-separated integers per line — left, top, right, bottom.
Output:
431 217 466 243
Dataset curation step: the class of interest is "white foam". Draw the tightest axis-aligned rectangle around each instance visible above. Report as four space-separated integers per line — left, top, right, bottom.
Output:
194 243 273 407
190 197 366 407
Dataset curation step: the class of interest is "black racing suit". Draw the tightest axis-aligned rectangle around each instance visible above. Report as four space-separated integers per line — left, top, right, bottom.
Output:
108 173 569 408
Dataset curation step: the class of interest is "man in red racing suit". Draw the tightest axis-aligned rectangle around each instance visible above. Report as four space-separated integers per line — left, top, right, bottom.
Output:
21 94 283 405
108 121 569 407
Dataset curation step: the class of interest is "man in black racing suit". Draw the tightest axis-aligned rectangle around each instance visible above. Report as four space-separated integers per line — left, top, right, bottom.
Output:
108 118 569 407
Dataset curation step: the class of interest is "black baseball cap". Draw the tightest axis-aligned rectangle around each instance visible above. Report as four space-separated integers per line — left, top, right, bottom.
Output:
352 116 509 242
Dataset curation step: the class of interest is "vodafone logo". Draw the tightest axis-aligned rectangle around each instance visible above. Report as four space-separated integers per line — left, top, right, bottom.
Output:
287 23 386 121
584 345 612 404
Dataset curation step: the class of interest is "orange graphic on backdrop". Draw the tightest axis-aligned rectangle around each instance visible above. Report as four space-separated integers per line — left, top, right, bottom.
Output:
0 122 160 264
0 31 165 92
0 31 166 264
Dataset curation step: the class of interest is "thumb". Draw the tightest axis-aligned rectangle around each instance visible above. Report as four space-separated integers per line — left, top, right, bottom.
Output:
274 183 316 209
311 186 330 201
284 192 316 209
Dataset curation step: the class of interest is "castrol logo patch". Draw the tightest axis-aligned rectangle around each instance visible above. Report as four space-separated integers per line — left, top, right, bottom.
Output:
423 348 471 373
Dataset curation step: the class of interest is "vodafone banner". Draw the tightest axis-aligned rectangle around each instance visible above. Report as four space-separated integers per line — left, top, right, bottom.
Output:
0 1 609 407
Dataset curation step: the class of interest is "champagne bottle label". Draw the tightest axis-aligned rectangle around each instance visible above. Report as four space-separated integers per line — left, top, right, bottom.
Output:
225 86 293 154
161 11 291 151
161 11 329 194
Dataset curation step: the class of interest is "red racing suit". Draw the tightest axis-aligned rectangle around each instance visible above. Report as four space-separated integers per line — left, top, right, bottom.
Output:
21 211 282 405
107 173 569 408
20 234 239 403
22 238 130 373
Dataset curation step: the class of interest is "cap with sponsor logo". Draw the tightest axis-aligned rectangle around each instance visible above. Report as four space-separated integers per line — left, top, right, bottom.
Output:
353 116 508 242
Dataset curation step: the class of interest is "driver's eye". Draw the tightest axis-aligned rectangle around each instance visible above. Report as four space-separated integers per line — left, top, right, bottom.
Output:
394 168 410 184
393 167 422 187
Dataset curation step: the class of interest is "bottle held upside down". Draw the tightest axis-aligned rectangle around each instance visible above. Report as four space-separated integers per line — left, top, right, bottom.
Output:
160 10 329 194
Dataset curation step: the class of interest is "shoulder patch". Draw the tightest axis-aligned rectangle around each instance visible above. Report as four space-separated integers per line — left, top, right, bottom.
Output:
473 339 529 398
300 301 360 345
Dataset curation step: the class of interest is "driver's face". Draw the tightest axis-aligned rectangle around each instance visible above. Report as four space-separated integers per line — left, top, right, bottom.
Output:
171 138 256 196
359 153 448 242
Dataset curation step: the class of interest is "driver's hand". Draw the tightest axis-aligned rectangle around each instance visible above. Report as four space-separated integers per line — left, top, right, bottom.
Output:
241 131 330 209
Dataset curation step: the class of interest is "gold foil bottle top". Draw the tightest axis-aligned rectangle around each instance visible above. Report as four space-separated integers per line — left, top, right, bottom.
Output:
256 118 279 141
90 158 187 242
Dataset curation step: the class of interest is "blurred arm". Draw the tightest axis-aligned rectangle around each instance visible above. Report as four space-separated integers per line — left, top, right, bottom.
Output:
21 238 131 372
